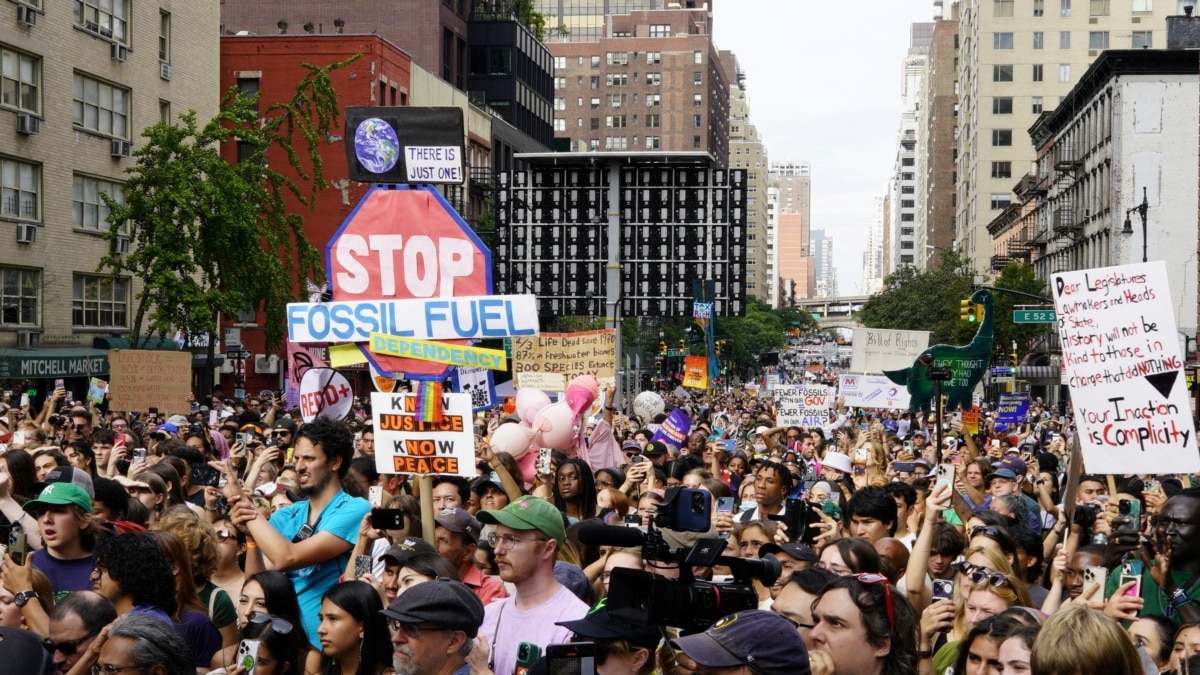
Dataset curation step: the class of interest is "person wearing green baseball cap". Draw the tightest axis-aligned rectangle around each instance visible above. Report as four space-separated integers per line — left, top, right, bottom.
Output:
476 497 587 675
19 481 98 602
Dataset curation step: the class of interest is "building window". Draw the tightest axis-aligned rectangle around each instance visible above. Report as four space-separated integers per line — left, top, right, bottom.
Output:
646 73 661 86
995 0 1014 15
693 136 701 149
693 114 702 128
991 161 1012 178
1032 96 1044 113
0 157 38 222
900 200 915 208
159 99 170 123
1034 0 1045 15
645 136 660 150
693 93 702 107
553 56 566 69
606 115 627 129
588 139 599 151
554 118 565 132
159 11 171 62
590 55 599 69
993 97 1013 114
590 76 599 89
990 193 1012 210
646 114 660 128
901 241 915 250
606 52 628 66
901 157 915 166
1089 32 1110 49
72 174 126 232
1032 64 1044 82
1132 0 1152 9
1059 64 1071 82
1059 31 1071 49
649 24 670 38
646 94 660 107
0 267 39 326
554 97 566 111
73 275 129 328
1061 0 1071 16
554 77 566 90
900 213 915 221
646 52 661 65
605 73 628 87
1033 32 1044 49
1132 31 1153 48
607 93 625 107
993 33 1014 49
75 0 129 43
901 172 914 181
992 129 1013 146
901 186 915 194
993 65 1013 82
0 47 41 114
1090 0 1109 15
604 136 627 150
591 97 599 109
590 118 599 130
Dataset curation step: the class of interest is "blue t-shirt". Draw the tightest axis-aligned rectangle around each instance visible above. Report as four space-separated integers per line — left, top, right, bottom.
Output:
31 550 94 602
269 489 370 649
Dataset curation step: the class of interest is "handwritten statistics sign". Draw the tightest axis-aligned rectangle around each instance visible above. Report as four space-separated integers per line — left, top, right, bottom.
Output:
371 392 474 477
511 330 616 391
775 384 830 427
1052 261 1199 474
851 329 930 374
108 350 192 414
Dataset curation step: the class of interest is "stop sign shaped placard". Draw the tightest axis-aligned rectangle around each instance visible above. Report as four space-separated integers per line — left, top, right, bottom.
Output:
327 185 492 378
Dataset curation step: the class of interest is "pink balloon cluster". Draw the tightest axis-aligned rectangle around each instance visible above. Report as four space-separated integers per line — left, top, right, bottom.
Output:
488 376 599 481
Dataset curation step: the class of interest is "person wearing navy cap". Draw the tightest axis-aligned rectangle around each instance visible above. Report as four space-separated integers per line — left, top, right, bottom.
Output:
671 609 811 675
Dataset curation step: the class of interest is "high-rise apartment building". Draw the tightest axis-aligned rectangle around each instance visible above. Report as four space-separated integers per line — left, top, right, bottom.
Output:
771 161 815 304
812 229 837 298
954 0 1178 274
863 197 886 295
720 50 770 304
534 0 676 41
889 23 933 271
766 183 781 307
547 7 729 159
0 1 219 371
916 11 959 270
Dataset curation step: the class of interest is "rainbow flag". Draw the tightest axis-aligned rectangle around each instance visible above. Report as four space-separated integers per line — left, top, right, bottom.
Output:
415 380 443 423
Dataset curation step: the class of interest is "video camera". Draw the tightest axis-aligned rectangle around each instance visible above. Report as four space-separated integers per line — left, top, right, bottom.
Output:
580 487 781 635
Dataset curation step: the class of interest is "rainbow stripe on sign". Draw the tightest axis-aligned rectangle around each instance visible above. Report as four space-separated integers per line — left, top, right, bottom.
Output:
368 332 507 370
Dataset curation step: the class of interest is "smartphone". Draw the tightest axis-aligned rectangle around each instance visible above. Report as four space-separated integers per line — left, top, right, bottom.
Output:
237 639 260 675
630 454 644 465
354 554 373 579
903 440 914 452
546 642 598 675
723 439 737 453
8 529 26 567
932 579 955 601
236 432 250 446
778 498 817 546
190 464 221 488
894 462 917 474
516 642 542 675
537 447 553 476
1144 479 1161 494
716 496 734 540
1119 560 1144 599
623 514 642 528
292 523 315 543
936 464 955 490
1083 565 1108 599
1119 498 1142 520
369 486 383 508
132 447 147 463
54 378 64 391
371 509 405 530
148 407 159 417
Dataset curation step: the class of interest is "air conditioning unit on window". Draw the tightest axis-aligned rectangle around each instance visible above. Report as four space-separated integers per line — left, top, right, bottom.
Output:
16 223 36 244
16 114 39 135
115 236 130 255
254 354 280 374
111 139 131 158
16 5 36 27
111 43 128 62
160 61 172 81
220 359 236 374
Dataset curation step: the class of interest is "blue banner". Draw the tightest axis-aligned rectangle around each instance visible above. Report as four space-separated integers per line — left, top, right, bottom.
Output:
995 393 1029 427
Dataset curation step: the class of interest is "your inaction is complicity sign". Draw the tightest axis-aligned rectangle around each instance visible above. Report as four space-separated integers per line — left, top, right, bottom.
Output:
1052 261 1199 474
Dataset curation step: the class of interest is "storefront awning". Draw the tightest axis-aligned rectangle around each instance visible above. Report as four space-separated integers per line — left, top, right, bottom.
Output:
0 348 109 379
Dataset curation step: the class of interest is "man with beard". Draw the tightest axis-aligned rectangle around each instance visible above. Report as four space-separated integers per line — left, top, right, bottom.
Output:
381 579 484 675
230 416 370 649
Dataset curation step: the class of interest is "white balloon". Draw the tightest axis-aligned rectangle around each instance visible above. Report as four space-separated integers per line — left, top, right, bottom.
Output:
632 391 665 421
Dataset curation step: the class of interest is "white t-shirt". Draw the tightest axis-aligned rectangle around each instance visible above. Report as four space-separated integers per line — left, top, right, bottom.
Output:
480 583 588 675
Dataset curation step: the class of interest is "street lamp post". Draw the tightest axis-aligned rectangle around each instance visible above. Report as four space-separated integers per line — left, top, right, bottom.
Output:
1122 187 1150 263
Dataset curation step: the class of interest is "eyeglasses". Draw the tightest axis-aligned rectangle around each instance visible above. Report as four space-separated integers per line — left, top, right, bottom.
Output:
43 630 99 655
271 431 290 437
952 561 1013 589
91 666 142 675
246 611 293 635
386 621 446 638
486 532 547 551
854 573 895 629
969 526 1004 539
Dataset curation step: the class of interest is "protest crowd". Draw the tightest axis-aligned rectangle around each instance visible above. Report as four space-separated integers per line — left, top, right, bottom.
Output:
0 369 1197 675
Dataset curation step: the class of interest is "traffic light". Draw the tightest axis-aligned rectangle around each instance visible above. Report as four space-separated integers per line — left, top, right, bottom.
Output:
679 339 685 352
1010 353 1018 368
659 341 667 355
960 299 976 322
715 341 722 355
655 358 662 373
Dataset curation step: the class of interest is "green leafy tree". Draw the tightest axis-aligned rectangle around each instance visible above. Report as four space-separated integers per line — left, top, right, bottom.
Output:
977 262 1051 363
858 250 974 345
101 56 358 384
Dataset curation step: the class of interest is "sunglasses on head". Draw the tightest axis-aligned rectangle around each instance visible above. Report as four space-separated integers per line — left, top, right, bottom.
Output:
969 525 1004 539
952 561 1013 588
43 630 99 656
854 573 895 629
246 611 293 636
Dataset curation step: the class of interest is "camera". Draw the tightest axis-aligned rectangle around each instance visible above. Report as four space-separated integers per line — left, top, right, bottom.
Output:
48 415 66 428
601 487 781 634
1072 502 1102 530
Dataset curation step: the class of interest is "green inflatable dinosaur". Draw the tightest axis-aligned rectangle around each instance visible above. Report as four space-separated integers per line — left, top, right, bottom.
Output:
884 289 994 414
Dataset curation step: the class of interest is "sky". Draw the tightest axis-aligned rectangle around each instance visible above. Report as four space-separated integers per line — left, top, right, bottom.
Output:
713 0 942 296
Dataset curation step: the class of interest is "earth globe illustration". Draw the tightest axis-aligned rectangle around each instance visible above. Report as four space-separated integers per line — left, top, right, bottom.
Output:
354 118 400 174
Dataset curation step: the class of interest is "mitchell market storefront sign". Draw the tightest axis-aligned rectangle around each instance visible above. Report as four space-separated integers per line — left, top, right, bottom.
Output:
0 349 110 379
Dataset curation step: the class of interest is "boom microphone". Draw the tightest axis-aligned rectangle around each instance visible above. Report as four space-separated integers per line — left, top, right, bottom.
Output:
577 523 647 548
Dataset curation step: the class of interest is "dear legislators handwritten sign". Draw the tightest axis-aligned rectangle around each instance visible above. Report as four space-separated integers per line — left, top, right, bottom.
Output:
1052 261 1199 474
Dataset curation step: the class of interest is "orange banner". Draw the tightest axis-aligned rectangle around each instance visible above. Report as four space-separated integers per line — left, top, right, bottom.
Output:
683 355 708 389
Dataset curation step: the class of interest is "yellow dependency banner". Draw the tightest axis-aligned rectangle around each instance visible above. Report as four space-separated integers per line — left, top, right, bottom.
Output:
683 355 708 389
369 333 507 371
329 343 369 368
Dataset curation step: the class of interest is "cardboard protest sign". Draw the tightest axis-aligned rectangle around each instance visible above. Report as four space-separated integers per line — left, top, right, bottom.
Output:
837 374 912 410
775 384 830 427
1052 261 1200 474
994 394 1029 427
683 356 708 389
651 409 692 451
511 330 616 391
851 328 930 374
108 350 192 413
371 392 474 477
